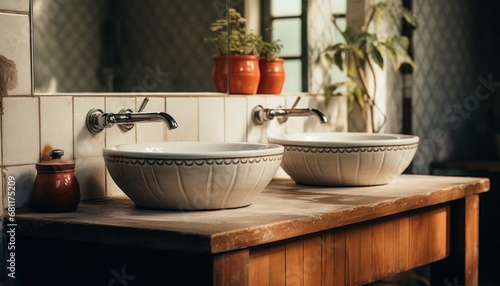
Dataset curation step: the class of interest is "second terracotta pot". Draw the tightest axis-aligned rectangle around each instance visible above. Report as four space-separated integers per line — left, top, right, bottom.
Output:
257 58 285 95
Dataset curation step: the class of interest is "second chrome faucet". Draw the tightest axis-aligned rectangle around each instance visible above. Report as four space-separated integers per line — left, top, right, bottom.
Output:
252 97 328 125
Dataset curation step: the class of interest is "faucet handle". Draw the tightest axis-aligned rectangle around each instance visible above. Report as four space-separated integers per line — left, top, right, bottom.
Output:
277 96 301 124
290 96 301 109
118 97 150 132
137 97 150 112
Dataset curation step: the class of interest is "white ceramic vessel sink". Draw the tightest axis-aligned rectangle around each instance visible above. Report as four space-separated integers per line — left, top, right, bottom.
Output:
104 142 283 210
268 132 419 186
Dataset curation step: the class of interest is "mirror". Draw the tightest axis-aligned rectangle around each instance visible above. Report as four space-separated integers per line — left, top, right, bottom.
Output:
32 0 230 93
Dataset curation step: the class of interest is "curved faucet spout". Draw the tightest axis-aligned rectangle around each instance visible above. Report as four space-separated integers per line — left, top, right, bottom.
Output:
271 108 328 123
308 108 328 123
111 112 179 130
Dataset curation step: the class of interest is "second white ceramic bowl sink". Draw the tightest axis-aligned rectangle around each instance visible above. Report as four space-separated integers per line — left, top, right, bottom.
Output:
268 132 419 186
104 142 284 210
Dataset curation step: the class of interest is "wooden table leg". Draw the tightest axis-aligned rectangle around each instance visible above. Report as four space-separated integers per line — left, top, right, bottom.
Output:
431 195 479 286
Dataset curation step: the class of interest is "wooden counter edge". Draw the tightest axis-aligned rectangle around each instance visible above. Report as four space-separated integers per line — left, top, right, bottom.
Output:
13 177 490 255
210 177 490 253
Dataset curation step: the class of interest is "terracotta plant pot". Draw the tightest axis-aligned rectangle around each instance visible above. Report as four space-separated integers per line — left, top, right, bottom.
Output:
212 56 228 93
257 58 285 95
212 55 260 94
229 55 260 94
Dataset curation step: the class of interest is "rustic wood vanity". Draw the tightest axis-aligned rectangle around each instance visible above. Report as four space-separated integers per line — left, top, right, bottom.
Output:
14 175 489 285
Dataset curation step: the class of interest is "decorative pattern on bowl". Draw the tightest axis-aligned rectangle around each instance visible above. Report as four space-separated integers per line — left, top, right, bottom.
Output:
103 142 284 210
268 132 419 186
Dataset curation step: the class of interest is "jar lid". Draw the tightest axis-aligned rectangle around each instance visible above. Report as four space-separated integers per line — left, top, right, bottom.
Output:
36 149 75 171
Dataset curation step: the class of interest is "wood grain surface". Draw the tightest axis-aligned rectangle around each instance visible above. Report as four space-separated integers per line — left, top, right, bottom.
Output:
16 175 489 254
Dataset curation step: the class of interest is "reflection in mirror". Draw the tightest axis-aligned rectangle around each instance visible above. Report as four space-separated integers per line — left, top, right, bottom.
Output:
32 0 228 93
259 0 347 94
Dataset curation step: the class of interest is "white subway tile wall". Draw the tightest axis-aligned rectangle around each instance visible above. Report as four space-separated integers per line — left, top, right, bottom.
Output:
199 97 224 141
106 168 125 198
265 96 287 141
246 96 267 143
104 97 136 147
73 97 105 158
166 97 199 142
136 97 166 144
2 97 39 165
284 94 306 134
40 96 74 159
0 0 30 12
75 156 106 200
224 97 247 142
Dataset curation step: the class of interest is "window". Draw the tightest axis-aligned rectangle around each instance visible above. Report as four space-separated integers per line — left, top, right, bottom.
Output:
261 0 307 93
261 0 347 94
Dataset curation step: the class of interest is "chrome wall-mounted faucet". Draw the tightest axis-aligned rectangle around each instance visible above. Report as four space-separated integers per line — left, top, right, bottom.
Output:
85 98 178 134
252 97 328 125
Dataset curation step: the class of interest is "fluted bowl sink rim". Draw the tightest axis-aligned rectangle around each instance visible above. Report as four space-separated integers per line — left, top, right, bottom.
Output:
102 141 284 210
104 141 284 159
268 132 419 147
268 132 419 187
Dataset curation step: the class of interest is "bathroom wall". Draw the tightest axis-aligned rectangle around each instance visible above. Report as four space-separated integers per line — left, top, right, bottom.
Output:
411 0 499 173
0 1 31 283
1 3 347 281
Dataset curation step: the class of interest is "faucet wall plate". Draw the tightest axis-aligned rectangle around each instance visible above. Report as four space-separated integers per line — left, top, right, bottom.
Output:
118 108 135 132
86 108 105 134
252 105 266 125
275 106 288 124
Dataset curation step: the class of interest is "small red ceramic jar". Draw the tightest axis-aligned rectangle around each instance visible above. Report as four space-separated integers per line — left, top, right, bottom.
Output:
32 149 80 212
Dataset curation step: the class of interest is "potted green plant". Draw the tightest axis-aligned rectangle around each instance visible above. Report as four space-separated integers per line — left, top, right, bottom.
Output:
257 38 285 94
323 0 417 132
205 8 260 94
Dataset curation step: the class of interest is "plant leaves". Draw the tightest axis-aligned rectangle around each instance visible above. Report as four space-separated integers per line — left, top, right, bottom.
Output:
380 42 399 70
343 26 356 44
324 53 333 66
402 7 418 27
353 84 365 110
378 35 415 71
324 81 346 106
321 0 417 111
333 50 345 71
369 45 384 69
324 43 344 52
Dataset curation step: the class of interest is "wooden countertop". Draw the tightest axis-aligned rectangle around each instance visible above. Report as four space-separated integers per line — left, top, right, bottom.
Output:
16 175 489 254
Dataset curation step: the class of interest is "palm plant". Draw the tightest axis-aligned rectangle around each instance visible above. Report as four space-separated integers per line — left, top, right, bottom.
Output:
323 0 417 132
